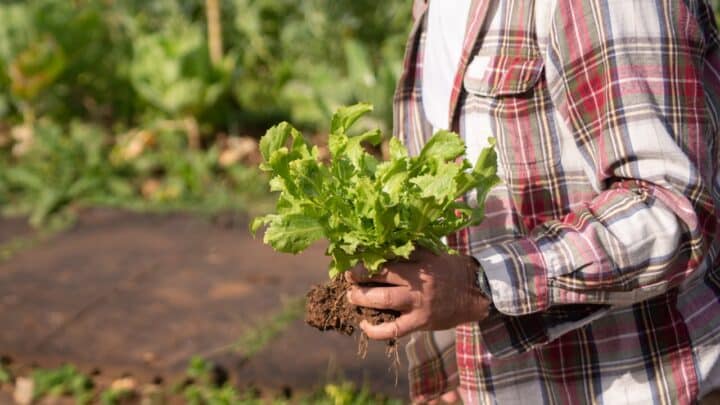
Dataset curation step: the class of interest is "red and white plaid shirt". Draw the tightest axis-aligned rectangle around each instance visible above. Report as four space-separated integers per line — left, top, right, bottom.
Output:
395 1 720 403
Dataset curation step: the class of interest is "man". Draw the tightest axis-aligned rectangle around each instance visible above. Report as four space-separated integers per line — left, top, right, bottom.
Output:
345 0 720 403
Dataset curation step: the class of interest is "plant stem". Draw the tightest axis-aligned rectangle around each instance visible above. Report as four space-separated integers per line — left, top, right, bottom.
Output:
205 0 223 66
184 116 201 150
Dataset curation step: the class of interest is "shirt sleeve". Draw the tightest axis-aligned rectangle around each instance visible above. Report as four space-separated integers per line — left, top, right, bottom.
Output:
474 0 717 356
405 329 459 402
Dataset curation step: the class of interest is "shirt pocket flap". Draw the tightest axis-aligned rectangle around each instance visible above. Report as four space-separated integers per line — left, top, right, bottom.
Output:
464 55 545 97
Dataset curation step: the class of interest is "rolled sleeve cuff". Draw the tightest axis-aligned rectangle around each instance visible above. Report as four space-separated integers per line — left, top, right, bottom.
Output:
473 237 610 358
474 237 551 316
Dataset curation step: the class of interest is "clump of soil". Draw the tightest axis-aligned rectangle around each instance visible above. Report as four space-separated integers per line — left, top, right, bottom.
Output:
305 277 399 353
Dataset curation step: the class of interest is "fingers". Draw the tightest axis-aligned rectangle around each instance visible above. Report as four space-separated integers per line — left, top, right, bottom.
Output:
347 285 415 311
440 390 460 404
427 390 460 405
345 263 407 285
408 246 434 261
344 248 436 285
359 314 422 340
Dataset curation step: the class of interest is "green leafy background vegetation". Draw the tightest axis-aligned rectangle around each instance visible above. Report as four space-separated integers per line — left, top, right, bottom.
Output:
0 0 411 225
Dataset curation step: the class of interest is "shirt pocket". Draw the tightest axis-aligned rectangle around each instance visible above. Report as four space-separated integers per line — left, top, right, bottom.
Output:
462 55 560 170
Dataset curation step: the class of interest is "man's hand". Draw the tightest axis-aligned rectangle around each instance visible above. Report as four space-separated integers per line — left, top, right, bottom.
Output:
345 248 491 340
428 390 460 405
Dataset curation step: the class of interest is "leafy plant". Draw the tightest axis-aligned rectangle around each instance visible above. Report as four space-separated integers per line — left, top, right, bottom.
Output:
109 125 267 211
32 364 93 404
0 0 136 124
181 357 250 405
238 0 409 132
0 360 11 385
129 21 235 120
99 387 135 405
2 120 133 225
252 104 500 277
0 0 413 226
7 35 66 117
180 357 400 405
318 382 401 405
129 15 236 148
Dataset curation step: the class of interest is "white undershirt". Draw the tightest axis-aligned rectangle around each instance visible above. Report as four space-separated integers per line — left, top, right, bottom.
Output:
421 0 472 131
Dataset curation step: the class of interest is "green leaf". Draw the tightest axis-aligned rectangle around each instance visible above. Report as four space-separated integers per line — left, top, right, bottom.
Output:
259 122 292 162
328 130 348 159
359 250 387 272
328 248 357 279
391 241 414 259
352 177 378 218
418 130 466 163
250 215 272 235
388 137 408 160
472 138 499 178
263 214 324 254
410 162 461 202
251 103 500 277
330 103 373 134
339 234 363 254
350 129 382 144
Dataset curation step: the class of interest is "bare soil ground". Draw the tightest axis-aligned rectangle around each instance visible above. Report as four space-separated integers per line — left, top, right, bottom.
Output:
0 208 407 398
0 216 33 246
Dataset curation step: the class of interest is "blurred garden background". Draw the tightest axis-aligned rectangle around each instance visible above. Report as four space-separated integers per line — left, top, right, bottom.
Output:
0 0 411 227
0 0 412 403
0 1 718 404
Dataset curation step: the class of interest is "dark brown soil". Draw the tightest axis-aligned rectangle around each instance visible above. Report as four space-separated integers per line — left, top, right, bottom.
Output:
0 208 408 398
305 277 399 346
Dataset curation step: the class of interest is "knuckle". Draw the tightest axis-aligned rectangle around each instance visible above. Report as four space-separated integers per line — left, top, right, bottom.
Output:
350 263 366 276
410 290 421 307
350 267 363 279
419 270 434 282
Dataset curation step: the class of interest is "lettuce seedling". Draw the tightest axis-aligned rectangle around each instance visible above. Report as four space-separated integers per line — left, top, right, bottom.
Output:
251 103 499 278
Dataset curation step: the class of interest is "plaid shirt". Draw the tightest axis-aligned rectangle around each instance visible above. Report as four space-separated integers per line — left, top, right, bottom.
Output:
394 0 720 403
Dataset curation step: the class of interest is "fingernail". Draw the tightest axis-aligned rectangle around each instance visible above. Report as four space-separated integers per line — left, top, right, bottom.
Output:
346 291 354 304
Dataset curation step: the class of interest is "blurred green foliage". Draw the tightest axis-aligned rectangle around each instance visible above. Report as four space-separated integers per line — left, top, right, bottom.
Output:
181 357 402 405
32 364 94 404
2 120 130 225
0 0 409 130
6 359 401 404
0 0 411 224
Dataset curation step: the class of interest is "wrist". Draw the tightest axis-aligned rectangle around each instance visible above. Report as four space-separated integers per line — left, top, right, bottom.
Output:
468 255 493 301
464 255 492 322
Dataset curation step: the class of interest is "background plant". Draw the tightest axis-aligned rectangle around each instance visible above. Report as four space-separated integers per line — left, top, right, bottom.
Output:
0 0 411 226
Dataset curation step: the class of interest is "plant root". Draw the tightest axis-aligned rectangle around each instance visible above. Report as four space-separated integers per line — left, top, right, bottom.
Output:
305 277 399 351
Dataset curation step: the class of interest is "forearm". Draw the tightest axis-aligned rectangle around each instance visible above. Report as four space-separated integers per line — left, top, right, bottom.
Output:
474 178 711 316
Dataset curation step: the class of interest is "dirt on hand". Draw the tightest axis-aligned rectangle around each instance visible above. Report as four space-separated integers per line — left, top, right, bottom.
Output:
304 277 399 351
